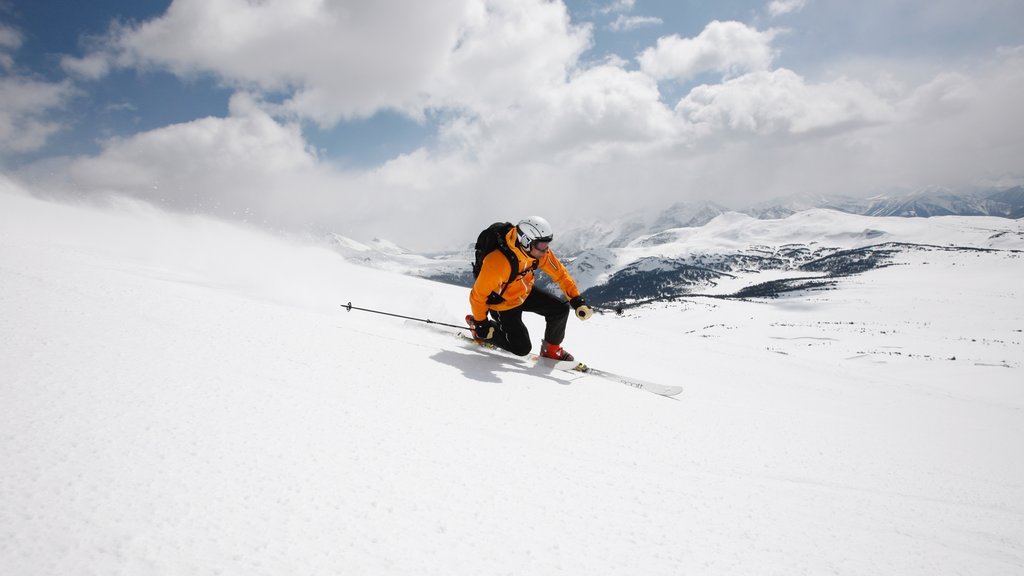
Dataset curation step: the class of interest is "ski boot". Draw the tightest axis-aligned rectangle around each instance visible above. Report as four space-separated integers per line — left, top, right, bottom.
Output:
540 340 574 362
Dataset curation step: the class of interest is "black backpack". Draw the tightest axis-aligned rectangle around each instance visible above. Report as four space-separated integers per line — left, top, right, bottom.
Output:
473 222 532 303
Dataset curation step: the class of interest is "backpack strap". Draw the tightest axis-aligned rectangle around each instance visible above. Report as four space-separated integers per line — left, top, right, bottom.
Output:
486 227 537 305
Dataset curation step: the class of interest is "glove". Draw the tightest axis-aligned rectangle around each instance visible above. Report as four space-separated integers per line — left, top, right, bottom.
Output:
570 297 594 321
472 318 496 340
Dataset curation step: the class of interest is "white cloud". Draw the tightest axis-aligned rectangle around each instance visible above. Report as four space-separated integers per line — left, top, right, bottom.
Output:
608 15 663 32
676 68 894 136
639 21 779 82
664 48 1024 201
599 0 636 15
1 22 23 71
879 49 1024 189
402 61 677 173
61 52 112 79
72 0 467 124
768 0 808 18
0 23 20 48
54 92 464 246
420 0 591 118
65 93 327 222
0 23 76 155
74 0 589 128
0 86 67 153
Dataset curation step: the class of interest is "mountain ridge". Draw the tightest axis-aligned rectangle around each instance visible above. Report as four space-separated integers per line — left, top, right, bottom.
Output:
328 188 1024 308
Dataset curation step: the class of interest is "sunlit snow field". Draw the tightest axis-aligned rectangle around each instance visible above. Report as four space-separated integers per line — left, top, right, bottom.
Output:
2 182 1022 575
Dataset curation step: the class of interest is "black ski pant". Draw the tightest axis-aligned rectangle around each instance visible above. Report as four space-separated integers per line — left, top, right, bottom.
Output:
490 288 570 356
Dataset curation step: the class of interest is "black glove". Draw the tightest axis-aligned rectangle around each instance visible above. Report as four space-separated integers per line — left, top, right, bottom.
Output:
570 297 594 321
472 318 496 340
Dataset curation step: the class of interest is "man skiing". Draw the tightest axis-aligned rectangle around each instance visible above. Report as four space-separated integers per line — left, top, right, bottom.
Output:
467 216 594 361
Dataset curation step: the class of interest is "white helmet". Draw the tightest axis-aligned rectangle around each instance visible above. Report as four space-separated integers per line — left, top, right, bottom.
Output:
516 216 554 248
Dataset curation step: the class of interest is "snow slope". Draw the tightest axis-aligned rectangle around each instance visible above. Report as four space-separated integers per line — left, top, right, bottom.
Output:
2 183 1023 575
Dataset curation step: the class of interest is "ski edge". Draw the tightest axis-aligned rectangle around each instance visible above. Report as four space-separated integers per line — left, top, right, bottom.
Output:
572 365 682 397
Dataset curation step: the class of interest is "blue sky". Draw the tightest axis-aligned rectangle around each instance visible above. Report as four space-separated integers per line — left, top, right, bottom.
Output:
2 0 1022 249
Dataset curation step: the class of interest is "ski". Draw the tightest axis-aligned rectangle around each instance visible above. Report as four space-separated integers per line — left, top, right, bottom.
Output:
569 364 682 397
457 333 681 397
456 333 577 370
353 307 681 397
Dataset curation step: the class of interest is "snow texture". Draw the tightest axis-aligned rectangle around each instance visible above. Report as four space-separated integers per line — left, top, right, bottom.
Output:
2 181 1023 575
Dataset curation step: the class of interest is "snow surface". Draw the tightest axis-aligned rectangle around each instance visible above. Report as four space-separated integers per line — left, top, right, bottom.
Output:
2 182 1024 575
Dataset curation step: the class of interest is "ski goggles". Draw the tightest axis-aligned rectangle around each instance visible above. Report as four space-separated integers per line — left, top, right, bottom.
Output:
532 239 551 253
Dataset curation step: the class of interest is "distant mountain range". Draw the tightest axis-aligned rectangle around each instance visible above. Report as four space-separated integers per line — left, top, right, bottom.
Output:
330 187 1024 309
556 186 1024 254
798 186 1024 219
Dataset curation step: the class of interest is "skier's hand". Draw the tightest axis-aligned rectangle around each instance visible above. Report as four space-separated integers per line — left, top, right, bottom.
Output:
472 318 496 340
570 297 594 321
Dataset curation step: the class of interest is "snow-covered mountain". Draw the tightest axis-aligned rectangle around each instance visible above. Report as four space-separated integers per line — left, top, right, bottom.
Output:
555 201 730 255
3 182 1024 575
572 209 1024 307
347 187 1023 304
556 187 1024 254
344 203 1022 309
747 186 1024 220
848 186 1024 218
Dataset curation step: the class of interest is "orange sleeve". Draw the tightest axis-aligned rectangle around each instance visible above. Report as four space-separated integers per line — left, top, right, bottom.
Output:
539 250 580 300
469 251 514 321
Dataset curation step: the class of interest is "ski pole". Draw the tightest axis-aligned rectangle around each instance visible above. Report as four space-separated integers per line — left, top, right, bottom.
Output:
570 303 623 316
342 302 471 331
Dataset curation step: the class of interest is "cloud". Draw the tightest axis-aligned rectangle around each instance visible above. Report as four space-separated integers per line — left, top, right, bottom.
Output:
71 0 590 128
0 23 76 155
50 92 469 247
0 82 71 153
376 60 676 185
419 0 591 118
639 21 779 82
68 0 465 123
668 47 1024 201
879 48 1024 188
767 0 808 18
599 0 636 15
65 93 322 218
608 15 663 32
676 68 894 136
61 52 112 79
0 21 22 70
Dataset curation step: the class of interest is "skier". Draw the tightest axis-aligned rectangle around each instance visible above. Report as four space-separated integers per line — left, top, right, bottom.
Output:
467 216 593 361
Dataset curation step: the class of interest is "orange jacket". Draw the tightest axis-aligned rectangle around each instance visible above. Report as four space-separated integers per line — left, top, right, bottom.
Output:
470 226 581 321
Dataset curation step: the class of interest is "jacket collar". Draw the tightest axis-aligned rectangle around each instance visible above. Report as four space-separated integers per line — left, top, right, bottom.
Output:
506 226 538 270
